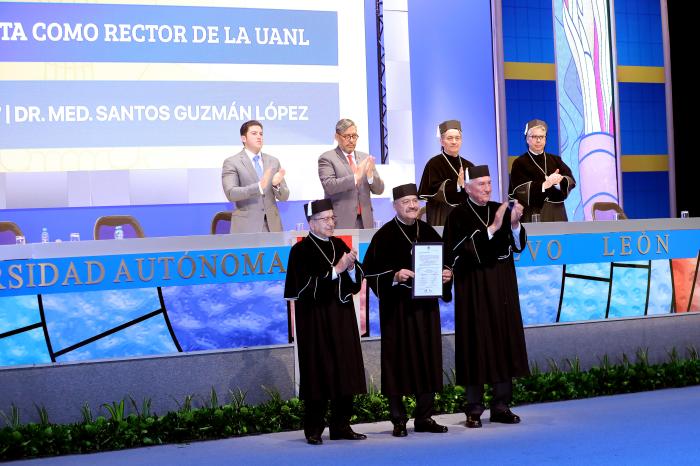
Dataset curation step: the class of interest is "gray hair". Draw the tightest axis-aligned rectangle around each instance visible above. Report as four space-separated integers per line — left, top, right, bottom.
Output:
524 119 548 136
335 118 356 134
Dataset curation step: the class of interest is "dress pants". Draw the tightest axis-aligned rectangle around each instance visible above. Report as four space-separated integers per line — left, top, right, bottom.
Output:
389 393 434 424
303 396 353 437
464 380 513 416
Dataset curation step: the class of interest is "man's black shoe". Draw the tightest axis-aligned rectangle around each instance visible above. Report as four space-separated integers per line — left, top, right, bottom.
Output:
465 414 482 428
329 427 367 440
392 422 408 437
414 418 448 433
490 408 521 424
306 434 323 445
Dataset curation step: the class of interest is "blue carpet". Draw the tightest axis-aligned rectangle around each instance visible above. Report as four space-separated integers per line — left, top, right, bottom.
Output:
13 386 700 465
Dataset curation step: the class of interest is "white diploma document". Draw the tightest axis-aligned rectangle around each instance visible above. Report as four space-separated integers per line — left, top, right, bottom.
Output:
412 243 443 298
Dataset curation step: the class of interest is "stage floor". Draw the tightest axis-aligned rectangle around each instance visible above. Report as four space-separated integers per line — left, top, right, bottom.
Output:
14 385 700 465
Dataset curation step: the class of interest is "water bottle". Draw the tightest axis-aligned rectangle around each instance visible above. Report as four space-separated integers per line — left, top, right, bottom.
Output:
41 227 50 243
114 225 124 240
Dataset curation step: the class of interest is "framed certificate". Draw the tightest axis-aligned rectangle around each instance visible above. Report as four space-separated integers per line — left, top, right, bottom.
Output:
412 242 443 298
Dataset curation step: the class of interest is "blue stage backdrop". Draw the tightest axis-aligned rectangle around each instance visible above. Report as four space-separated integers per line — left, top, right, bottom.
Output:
408 0 501 198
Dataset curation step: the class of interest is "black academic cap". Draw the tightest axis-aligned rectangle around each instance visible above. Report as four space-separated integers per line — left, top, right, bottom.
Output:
468 165 490 180
439 119 462 134
304 199 334 220
524 119 548 135
392 183 418 201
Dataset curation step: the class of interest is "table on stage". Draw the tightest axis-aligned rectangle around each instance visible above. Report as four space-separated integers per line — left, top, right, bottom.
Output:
1 219 698 367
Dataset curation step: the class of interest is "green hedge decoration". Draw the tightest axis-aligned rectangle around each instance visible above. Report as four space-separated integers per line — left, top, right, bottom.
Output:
1 348 698 461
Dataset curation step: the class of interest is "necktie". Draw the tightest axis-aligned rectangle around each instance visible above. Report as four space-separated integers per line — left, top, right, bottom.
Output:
253 154 263 179
346 154 362 215
346 153 356 173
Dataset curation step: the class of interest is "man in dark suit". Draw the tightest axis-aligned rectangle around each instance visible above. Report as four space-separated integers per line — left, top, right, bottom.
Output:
318 118 384 229
221 120 289 233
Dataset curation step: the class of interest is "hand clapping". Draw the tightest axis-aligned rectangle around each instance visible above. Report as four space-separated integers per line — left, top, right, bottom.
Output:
366 156 376 179
510 200 524 227
543 169 563 189
271 168 286 187
354 156 376 184
490 201 509 233
354 157 367 184
489 200 523 234
335 249 358 274
259 167 274 189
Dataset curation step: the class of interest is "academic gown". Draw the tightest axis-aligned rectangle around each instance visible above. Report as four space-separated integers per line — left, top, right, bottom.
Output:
509 151 576 222
284 234 367 400
443 199 530 386
418 151 475 226
362 218 450 396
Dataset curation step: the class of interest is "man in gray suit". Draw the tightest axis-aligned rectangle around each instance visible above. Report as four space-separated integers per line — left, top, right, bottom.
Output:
318 118 385 229
222 120 290 233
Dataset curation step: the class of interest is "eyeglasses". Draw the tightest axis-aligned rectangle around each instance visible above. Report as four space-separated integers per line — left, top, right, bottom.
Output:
528 135 546 141
314 215 337 224
340 133 359 142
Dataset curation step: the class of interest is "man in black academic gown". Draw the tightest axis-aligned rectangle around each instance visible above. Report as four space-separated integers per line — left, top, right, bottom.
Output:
509 119 576 222
418 119 475 226
443 165 530 428
284 199 367 445
363 183 452 437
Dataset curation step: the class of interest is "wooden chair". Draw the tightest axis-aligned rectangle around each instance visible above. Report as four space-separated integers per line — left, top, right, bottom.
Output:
592 202 627 220
93 215 145 240
210 211 233 235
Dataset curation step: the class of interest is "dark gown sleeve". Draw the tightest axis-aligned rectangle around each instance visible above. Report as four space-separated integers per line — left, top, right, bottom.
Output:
445 204 526 268
442 209 460 270
284 241 325 300
480 206 529 258
362 228 397 299
546 155 576 202
284 238 362 301
444 207 488 267
493 211 527 253
513 222 527 253
509 156 546 209
418 157 471 205
509 154 577 208
364 222 453 303
419 158 448 203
